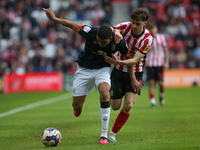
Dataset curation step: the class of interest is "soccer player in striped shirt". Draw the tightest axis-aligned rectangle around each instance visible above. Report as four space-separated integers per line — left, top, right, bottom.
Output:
43 8 141 144
146 22 169 108
104 8 153 142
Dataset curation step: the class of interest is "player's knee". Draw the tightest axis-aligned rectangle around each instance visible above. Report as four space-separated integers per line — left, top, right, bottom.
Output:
111 105 120 111
100 91 109 102
123 104 132 113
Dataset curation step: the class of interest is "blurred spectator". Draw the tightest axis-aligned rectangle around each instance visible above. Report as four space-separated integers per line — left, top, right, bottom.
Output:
172 0 187 19
91 4 106 24
165 17 179 36
186 50 196 68
193 36 200 68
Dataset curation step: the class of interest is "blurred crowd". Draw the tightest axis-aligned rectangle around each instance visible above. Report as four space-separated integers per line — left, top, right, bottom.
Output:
0 0 200 77
0 0 112 76
139 0 200 69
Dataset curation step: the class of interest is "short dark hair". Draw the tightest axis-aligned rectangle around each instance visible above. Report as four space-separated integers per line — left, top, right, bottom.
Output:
146 21 157 29
130 8 149 21
97 25 112 39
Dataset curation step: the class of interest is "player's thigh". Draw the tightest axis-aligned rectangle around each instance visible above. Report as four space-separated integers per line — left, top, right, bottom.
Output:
73 66 95 96
98 82 110 102
124 92 138 104
123 92 138 112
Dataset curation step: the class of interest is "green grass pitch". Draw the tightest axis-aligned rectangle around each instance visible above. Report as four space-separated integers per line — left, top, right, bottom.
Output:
0 87 200 150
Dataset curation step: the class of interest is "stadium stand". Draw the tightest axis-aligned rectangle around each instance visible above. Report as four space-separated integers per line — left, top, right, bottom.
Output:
0 0 199 79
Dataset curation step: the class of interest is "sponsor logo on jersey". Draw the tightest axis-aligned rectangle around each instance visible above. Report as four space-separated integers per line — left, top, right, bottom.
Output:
92 50 106 56
144 47 150 52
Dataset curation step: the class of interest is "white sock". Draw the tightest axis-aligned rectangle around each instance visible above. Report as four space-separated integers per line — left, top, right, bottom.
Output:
100 107 110 138
160 93 164 98
109 130 116 137
150 98 156 104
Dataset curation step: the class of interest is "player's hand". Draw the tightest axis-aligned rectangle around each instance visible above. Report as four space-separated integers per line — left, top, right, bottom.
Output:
131 79 142 93
104 54 119 64
114 29 123 44
43 8 56 20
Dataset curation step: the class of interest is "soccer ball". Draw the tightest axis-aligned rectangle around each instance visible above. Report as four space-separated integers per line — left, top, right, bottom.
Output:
41 127 62 147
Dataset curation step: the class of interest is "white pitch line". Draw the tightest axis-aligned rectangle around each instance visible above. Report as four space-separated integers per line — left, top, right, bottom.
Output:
0 93 72 118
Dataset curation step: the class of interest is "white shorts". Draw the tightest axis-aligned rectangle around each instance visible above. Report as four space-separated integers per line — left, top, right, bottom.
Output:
72 65 111 96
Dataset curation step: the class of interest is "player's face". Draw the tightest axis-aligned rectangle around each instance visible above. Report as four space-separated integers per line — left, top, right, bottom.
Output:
131 19 147 36
149 26 158 38
97 36 112 48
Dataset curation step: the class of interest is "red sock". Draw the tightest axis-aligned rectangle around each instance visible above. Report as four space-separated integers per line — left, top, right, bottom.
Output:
150 93 154 99
112 109 130 134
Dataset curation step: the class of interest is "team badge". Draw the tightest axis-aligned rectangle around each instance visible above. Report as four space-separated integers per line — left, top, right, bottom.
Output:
144 47 150 52
111 45 116 51
83 26 91 33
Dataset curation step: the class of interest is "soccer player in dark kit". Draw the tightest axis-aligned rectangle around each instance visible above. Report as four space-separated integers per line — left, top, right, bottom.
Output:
43 8 141 144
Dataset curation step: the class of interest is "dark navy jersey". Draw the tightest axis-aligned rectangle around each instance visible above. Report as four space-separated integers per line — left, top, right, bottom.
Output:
77 25 128 69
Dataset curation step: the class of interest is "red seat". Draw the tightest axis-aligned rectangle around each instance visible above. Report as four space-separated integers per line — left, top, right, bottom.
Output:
156 3 166 21
166 36 175 50
167 0 176 4
182 0 191 9
174 40 186 52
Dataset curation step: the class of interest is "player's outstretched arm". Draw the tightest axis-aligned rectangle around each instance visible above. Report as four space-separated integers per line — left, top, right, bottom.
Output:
43 8 80 32
117 51 145 66
104 51 145 66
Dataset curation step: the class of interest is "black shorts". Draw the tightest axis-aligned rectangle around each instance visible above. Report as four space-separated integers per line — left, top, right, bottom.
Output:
110 68 143 99
146 66 164 81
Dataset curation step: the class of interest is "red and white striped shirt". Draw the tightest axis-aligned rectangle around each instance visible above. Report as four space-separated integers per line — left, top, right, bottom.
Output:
146 33 167 67
114 22 153 73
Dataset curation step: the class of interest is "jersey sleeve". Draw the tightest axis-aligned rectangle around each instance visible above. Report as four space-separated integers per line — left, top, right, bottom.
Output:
117 39 128 55
138 37 153 55
78 25 98 41
113 22 131 35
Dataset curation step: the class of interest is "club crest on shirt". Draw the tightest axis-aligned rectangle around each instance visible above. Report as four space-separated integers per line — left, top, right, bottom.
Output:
83 26 91 33
111 45 116 51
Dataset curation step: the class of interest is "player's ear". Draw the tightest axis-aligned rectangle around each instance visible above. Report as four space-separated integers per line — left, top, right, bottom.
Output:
144 21 147 27
110 36 113 41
